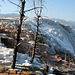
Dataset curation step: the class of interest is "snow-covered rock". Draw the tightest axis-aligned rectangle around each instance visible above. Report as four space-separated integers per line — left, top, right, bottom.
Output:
1 17 75 55
0 17 75 66
22 18 75 55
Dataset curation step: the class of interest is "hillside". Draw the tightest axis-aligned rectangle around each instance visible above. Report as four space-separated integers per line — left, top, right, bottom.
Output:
0 17 75 74
22 18 75 54
0 13 19 17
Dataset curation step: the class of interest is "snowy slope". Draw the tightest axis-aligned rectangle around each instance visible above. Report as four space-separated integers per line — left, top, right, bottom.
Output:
0 17 75 74
0 37 45 69
22 18 75 54
0 17 75 63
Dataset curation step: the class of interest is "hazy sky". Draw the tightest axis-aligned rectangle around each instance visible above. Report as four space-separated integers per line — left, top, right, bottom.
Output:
0 0 75 21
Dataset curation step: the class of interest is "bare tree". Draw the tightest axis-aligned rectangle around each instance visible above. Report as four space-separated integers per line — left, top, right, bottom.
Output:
11 0 25 69
30 0 43 63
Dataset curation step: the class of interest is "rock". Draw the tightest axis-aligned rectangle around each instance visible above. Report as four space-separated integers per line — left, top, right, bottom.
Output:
35 71 43 75
53 69 62 75
40 53 62 64
1 36 32 54
18 41 32 54
1 37 15 48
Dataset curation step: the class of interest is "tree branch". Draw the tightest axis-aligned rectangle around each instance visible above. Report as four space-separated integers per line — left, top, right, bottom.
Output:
8 0 21 8
24 7 42 13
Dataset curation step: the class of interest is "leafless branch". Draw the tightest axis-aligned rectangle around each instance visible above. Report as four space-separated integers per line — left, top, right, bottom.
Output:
33 0 37 15
40 0 42 15
0 0 5 6
8 0 21 8
43 4 47 11
33 0 43 16
24 7 42 13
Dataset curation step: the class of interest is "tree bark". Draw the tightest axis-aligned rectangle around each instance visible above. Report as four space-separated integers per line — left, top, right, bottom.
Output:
11 0 25 69
30 16 40 63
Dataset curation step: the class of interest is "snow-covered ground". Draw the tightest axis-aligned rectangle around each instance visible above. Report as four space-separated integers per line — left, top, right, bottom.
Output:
0 38 13 65
0 37 55 75
0 39 54 74
0 38 45 68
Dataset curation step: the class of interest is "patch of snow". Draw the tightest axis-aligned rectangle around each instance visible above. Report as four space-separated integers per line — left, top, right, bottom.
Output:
35 71 43 75
47 74 55 75
0 38 45 68
0 41 55 73
16 53 45 68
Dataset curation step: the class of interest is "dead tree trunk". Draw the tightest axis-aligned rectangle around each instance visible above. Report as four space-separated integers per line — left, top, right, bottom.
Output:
30 16 40 63
30 0 42 63
11 0 25 69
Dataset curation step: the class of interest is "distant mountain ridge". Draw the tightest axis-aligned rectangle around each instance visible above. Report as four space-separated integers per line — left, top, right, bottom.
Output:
0 13 19 17
51 18 75 29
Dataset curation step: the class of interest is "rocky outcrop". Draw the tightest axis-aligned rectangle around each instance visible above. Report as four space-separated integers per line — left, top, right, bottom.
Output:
22 18 75 55
1 36 32 54
0 18 75 60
